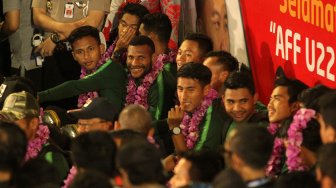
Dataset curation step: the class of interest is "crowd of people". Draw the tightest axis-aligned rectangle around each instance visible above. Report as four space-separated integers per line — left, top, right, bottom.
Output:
0 1 336 188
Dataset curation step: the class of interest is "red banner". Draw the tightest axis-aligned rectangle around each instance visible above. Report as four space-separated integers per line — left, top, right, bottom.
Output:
240 0 336 104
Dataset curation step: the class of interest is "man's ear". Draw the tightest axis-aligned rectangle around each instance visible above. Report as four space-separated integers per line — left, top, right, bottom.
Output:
219 70 229 83
326 127 336 143
203 84 211 96
231 153 244 171
148 32 157 41
114 121 121 130
152 53 158 64
148 127 154 137
72 51 77 61
290 101 300 113
316 167 322 181
29 117 39 131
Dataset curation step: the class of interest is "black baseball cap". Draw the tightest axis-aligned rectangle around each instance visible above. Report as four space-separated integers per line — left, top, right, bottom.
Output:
68 98 117 122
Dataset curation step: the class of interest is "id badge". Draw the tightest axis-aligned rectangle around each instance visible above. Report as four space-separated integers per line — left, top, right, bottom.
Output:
64 2 74 18
36 56 44 66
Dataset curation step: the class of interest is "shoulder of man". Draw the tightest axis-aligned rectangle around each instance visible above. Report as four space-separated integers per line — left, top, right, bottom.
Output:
160 69 176 89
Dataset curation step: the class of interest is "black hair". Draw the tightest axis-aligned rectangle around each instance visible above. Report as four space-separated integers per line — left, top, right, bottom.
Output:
177 63 212 87
317 143 336 182
183 150 224 183
116 140 166 185
141 13 172 44
302 118 322 152
0 121 27 171
275 171 319 188
298 84 332 111
212 168 247 188
119 3 149 22
108 3 149 45
68 26 100 46
70 171 113 188
318 90 336 129
223 71 255 95
129 35 155 54
71 131 117 177
205 51 239 72
231 125 273 169
13 158 61 188
184 33 213 57
279 117 322 153
274 76 308 104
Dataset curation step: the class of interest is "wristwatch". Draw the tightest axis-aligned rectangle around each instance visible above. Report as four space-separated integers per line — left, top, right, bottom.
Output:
171 126 181 135
50 33 61 45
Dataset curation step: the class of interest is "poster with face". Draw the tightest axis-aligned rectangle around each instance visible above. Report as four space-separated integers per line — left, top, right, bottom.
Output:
194 0 249 68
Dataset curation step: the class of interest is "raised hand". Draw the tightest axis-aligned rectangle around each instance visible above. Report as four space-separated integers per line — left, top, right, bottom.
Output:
167 105 184 129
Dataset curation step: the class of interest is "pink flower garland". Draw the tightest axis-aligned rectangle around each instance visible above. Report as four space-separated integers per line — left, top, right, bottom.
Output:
24 125 50 161
286 108 315 171
62 166 77 188
180 89 218 149
266 136 285 176
266 108 316 177
77 39 117 108
159 50 177 65
125 55 165 109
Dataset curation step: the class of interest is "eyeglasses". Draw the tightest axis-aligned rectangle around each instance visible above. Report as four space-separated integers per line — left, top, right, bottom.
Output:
119 19 138 30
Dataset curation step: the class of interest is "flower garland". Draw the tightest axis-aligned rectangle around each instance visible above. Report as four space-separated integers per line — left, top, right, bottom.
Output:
125 55 164 109
158 50 177 65
265 136 285 176
286 108 315 171
180 89 218 149
62 166 77 188
77 39 117 108
266 108 316 177
24 125 50 161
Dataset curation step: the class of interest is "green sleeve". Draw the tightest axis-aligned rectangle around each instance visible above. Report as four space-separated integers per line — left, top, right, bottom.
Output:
38 60 126 110
197 99 227 151
147 70 176 120
148 82 159 120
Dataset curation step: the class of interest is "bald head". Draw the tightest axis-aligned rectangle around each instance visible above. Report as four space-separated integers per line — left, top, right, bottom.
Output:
118 105 152 135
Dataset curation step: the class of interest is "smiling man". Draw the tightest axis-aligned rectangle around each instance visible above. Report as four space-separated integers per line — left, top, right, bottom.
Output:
176 33 213 70
125 36 176 120
267 77 307 124
38 36 176 119
222 71 269 140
